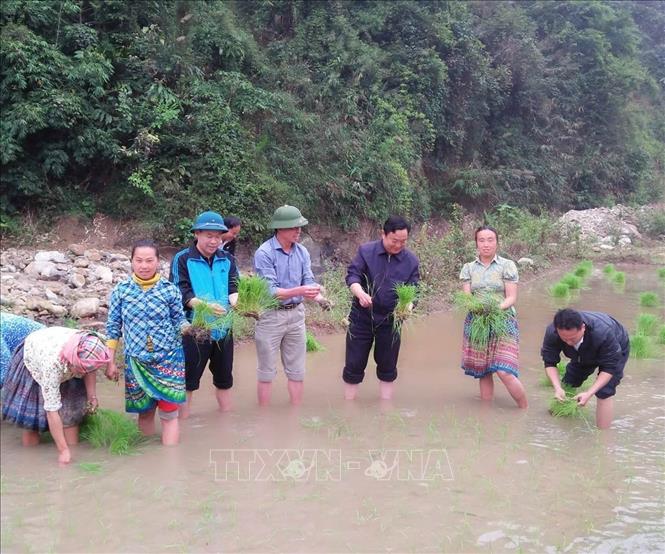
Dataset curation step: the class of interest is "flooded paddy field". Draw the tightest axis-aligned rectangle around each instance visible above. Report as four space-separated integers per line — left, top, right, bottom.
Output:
2 265 664 553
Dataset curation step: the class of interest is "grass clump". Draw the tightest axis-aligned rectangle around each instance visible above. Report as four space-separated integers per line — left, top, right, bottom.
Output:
306 331 325 352
630 335 654 359
79 409 145 455
658 268 665 280
635 313 660 336
612 271 626 285
549 282 570 298
603 264 616 276
454 292 510 348
639 292 659 308
549 393 586 418
657 325 665 345
234 275 279 319
560 273 582 290
573 260 592 279
392 283 418 333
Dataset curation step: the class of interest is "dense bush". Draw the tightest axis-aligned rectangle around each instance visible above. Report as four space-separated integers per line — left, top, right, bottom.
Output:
1 0 663 241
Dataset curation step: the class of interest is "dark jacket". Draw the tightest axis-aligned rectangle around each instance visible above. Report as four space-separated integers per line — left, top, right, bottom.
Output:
541 311 629 375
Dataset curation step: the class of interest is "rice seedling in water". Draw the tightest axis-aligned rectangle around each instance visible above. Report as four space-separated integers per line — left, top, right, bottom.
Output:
639 292 659 308
454 292 510 348
549 393 585 418
657 325 665 345
560 273 582 290
392 283 418 334
190 300 227 342
80 408 145 455
234 275 278 319
78 462 103 474
603 264 616 276
635 313 659 336
630 335 654 359
658 267 665 280
612 271 626 285
305 331 325 352
549 282 570 298
573 261 592 279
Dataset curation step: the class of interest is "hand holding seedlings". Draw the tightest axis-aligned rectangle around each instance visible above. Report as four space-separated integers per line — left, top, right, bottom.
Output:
350 283 372 307
574 390 593 406
302 284 321 299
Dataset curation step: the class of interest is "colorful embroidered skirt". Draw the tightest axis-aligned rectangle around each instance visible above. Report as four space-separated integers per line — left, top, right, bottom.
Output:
1 341 87 431
461 313 520 378
125 347 186 413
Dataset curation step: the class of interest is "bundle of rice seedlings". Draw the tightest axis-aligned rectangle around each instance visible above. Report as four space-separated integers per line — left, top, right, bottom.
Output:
454 292 510 348
539 361 566 387
636 313 659 336
560 273 582 290
306 331 325 352
392 283 418 333
630 335 654 359
573 260 592 279
234 275 278 319
612 271 626 285
639 292 659 308
190 300 227 342
657 324 665 345
549 393 586 418
549 282 570 298
603 264 616 276
79 409 145 455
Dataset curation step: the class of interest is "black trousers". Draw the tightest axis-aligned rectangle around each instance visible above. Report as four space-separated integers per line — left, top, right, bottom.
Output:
342 306 401 384
183 334 234 391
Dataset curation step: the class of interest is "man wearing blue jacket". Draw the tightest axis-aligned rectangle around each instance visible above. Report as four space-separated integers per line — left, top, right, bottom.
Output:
541 308 630 429
171 211 239 417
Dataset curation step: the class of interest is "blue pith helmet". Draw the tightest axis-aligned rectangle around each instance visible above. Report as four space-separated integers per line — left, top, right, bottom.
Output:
191 211 228 232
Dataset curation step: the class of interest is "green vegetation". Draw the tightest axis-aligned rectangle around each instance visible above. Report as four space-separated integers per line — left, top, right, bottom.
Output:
1 1 663 239
305 331 324 353
454 292 510 349
636 313 660 336
549 394 586 418
639 292 660 307
612 272 626 285
190 300 227 342
658 268 665 280
603 264 616 276
560 274 582 290
539 361 567 388
657 325 665 345
234 275 278 319
79 409 145 455
630 335 654 359
392 284 418 333
78 462 103 474
550 283 571 299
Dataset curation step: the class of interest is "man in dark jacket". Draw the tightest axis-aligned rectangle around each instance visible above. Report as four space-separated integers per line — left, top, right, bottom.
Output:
541 308 630 429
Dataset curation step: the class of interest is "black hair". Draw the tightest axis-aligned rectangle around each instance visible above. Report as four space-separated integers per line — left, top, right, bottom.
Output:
131 239 160 259
553 308 584 330
224 216 242 229
474 225 499 243
383 215 411 235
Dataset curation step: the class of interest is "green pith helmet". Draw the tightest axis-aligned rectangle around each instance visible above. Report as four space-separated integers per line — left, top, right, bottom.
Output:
191 211 228 232
268 205 309 229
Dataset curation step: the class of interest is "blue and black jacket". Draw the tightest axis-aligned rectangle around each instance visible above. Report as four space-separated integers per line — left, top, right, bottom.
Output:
170 242 239 340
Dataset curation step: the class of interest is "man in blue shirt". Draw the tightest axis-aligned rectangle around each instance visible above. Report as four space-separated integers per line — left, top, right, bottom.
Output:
170 211 239 417
541 308 630 429
253 205 330 406
343 216 420 401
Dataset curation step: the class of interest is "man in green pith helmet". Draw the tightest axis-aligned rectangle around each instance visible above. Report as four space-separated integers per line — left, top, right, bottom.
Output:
253 205 331 406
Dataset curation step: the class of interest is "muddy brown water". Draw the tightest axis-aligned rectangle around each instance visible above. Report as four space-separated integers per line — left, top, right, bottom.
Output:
2 266 664 553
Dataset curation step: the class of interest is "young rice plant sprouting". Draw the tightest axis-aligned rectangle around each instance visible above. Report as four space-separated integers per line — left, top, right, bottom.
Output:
639 292 659 308
550 282 570 298
79 409 145 455
630 335 654 359
560 273 582 290
603 264 616 276
635 313 660 336
306 331 325 352
612 271 626 285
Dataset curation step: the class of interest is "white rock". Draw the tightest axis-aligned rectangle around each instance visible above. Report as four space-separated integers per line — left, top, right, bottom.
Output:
618 236 632 247
74 258 90 268
69 243 86 256
517 257 534 267
69 274 86 288
93 265 114 284
599 236 614 245
35 250 69 264
44 289 59 302
600 244 614 250
24 261 57 277
70 297 100 318
84 249 102 262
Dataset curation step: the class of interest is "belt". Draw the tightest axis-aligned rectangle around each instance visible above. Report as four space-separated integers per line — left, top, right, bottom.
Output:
277 303 301 310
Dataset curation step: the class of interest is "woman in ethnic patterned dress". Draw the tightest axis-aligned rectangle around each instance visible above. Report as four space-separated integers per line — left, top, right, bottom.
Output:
459 226 528 408
2 326 110 463
106 240 189 446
